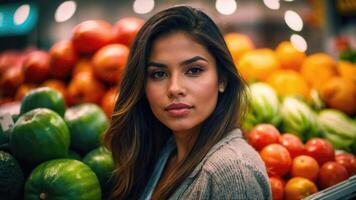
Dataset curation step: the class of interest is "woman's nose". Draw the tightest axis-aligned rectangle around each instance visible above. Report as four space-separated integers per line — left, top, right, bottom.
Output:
167 74 186 98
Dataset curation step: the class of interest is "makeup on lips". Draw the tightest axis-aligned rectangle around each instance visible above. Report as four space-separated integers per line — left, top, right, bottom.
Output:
165 103 193 118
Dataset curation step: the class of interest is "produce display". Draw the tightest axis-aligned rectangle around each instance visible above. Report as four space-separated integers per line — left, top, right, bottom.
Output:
247 124 356 200
0 14 355 200
0 87 114 199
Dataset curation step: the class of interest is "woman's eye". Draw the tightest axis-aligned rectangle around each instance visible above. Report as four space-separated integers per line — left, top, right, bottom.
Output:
186 67 203 75
150 71 167 79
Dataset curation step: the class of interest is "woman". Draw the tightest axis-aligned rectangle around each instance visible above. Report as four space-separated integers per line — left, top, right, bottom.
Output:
104 5 271 200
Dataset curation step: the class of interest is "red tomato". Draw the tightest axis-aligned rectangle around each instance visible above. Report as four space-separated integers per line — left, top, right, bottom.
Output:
318 161 348 189
72 59 93 76
279 133 304 158
335 153 356 177
0 65 24 97
284 177 318 200
304 138 335 166
291 155 319 182
49 40 78 79
260 144 292 177
113 17 144 47
72 20 113 54
67 72 106 105
247 124 281 151
269 176 284 200
22 50 50 83
0 51 23 76
92 44 129 84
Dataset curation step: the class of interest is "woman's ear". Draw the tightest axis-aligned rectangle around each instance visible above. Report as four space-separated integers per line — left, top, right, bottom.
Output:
218 79 227 93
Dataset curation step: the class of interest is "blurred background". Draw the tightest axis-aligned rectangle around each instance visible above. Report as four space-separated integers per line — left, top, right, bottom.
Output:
1 2 356 200
0 0 355 55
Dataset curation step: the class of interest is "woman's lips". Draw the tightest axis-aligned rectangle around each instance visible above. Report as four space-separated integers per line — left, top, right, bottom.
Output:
166 108 191 117
165 103 192 118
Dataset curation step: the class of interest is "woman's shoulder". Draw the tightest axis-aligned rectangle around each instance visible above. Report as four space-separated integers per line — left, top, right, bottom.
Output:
203 132 265 176
190 129 267 178
176 129 272 199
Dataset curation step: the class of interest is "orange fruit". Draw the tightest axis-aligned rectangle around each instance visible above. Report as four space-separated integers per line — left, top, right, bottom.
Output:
238 48 280 82
224 33 255 63
291 155 320 182
284 177 318 200
266 69 310 99
320 76 356 115
337 61 356 83
300 53 338 92
275 41 306 71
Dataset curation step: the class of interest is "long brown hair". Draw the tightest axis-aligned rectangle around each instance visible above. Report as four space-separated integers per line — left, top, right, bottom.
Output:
104 5 248 199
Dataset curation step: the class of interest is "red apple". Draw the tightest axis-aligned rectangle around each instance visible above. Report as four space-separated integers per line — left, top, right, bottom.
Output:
92 44 129 84
101 88 119 118
72 20 114 54
67 72 106 105
113 17 144 47
22 50 50 83
50 40 78 79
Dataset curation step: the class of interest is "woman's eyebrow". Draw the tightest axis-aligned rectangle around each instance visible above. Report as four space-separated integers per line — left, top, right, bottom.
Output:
147 56 208 68
180 56 208 66
147 62 167 68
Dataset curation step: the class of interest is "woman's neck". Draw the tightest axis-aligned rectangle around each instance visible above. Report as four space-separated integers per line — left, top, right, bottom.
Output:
172 127 200 163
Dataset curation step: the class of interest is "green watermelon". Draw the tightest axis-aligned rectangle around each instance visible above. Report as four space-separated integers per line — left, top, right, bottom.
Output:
20 87 66 117
10 108 70 165
83 146 115 195
25 159 101 200
0 150 24 200
67 150 82 160
65 103 109 154
0 126 9 146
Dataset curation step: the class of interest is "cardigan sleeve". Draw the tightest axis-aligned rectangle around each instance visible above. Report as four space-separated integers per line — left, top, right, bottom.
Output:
180 156 271 200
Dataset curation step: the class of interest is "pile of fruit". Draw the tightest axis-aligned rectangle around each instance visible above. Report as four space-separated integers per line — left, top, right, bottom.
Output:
0 87 114 199
224 33 356 151
247 124 356 200
225 33 356 199
0 17 145 118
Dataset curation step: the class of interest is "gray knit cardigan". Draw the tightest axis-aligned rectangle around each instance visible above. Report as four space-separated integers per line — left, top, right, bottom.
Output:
141 129 272 200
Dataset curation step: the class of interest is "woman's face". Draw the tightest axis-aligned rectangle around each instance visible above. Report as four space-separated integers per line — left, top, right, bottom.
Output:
145 32 222 136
